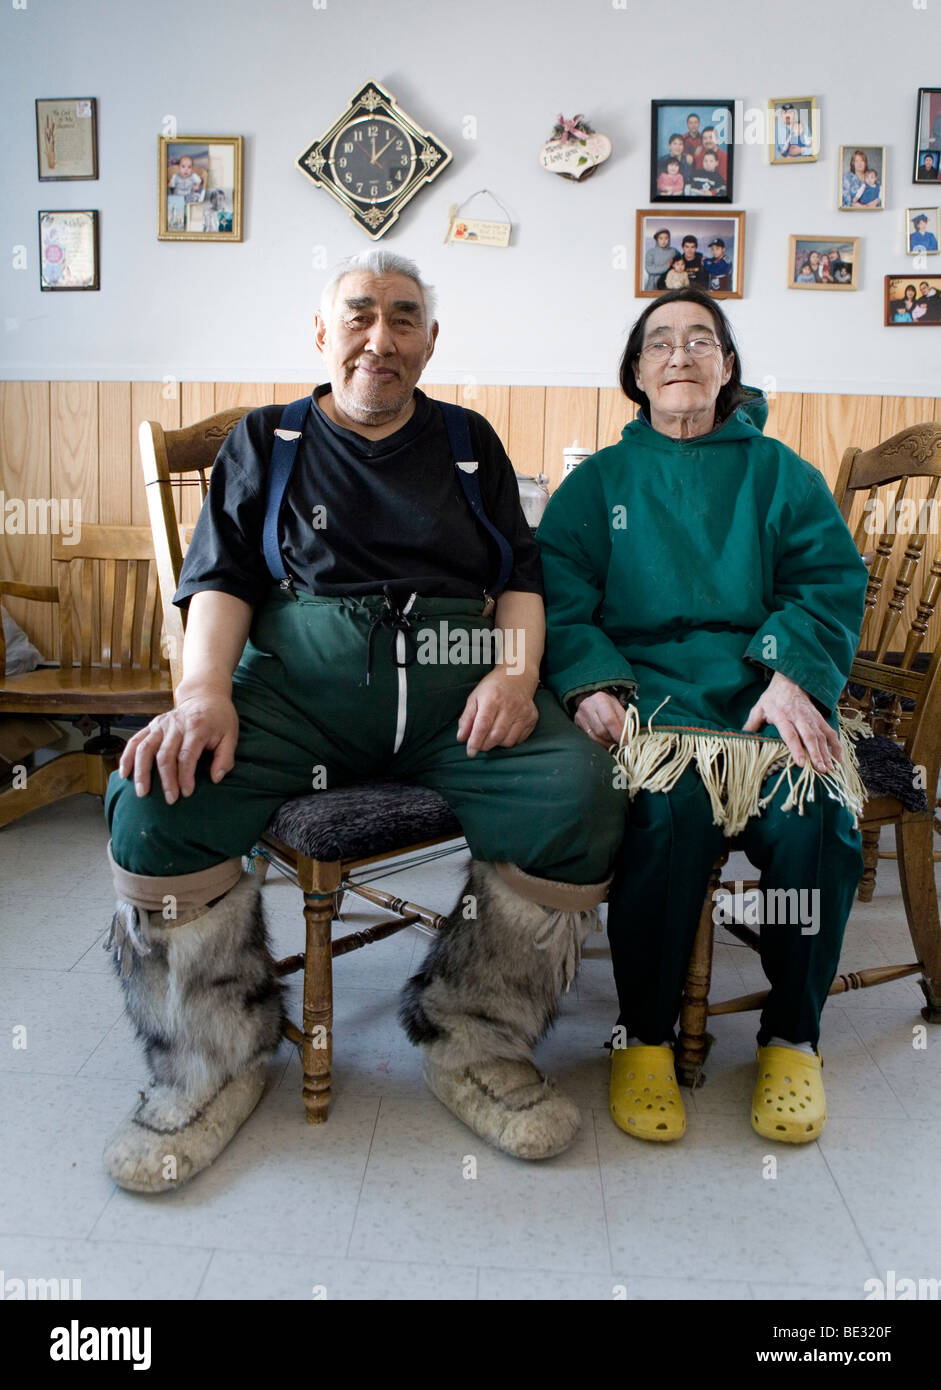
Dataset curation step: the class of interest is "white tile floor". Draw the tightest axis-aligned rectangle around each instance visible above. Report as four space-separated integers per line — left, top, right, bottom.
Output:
1 793 940 1301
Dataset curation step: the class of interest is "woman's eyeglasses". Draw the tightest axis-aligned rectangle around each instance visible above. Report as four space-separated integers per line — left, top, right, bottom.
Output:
640 337 722 362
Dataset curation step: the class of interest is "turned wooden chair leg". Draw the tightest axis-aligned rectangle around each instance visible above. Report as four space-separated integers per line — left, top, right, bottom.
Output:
676 856 725 1088
857 825 881 902
301 860 341 1124
896 815 941 1022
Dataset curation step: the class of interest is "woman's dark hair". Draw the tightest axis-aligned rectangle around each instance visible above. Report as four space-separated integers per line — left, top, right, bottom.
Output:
619 287 745 425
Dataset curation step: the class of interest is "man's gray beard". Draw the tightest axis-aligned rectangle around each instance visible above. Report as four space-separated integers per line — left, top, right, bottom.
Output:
333 381 412 425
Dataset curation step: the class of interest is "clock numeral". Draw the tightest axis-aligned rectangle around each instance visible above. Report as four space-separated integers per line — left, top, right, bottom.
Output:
337 157 347 168
352 129 363 142
399 154 410 166
385 180 393 192
369 184 379 197
367 124 379 137
384 127 394 139
355 182 363 193
344 173 352 183
395 139 403 150
394 169 404 182
342 142 353 153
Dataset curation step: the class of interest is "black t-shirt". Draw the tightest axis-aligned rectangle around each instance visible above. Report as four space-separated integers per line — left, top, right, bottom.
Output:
174 386 543 609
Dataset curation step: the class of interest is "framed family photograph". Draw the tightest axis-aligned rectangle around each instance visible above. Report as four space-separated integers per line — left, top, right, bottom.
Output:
788 236 858 290
884 275 941 324
38 210 99 290
649 100 735 202
913 88 941 184
768 97 819 164
635 209 745 298
907 207 940 255
35 98 98 181
838 146 886 210
158 135 243 241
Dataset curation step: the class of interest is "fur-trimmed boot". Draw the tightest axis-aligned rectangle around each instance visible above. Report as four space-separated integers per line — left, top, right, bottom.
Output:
102 875 284 1194
400 860 607 1160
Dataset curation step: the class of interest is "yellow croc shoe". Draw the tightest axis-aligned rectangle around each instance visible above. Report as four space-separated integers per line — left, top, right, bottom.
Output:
752 1045 825 1143
610 1044 686 1141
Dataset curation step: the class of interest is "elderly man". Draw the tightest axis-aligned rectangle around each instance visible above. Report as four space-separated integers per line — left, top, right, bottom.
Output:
102 250 624 1192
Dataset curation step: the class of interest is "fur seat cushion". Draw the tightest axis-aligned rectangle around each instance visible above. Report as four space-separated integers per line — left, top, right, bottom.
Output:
853 733 929 812
264 780 462 861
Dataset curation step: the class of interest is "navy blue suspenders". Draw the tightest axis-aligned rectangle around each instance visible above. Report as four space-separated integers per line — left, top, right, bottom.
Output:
262 396 515 598
262 395 311 585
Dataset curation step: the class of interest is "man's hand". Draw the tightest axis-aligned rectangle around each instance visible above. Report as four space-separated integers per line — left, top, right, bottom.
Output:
743 670 840 774
574 691 629 748
118 689 239 803
457 669 538 758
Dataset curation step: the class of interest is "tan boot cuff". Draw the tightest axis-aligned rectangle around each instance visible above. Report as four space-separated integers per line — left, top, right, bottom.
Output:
494 861 611 911
108 842 244 914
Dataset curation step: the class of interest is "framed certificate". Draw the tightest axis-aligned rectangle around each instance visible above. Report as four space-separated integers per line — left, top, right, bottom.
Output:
36 98 98 181
38 210 100 291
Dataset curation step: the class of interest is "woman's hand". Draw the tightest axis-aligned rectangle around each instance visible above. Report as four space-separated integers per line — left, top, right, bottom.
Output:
118 688 239 803
573 691 630 748
742 671 840 773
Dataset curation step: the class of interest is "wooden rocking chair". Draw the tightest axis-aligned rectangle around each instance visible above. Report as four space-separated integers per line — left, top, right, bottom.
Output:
0 525 172 829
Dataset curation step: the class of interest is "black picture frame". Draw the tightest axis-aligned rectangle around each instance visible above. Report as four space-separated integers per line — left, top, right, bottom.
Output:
650 99 735 203
913 88 941 185
35 98 98 181
38 210 99 291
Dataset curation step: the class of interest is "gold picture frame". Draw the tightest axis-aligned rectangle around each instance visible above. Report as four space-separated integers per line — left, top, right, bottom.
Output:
768 97 819 164
788 236 859 290
158 135 243 242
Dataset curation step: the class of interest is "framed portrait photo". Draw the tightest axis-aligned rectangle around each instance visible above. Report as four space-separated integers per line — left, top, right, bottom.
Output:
36 98 98 181
913 88 941 184
788 236 859 290
158 136 243 241
906 207 940 255
768 97 819 164
649 100 735 203
885 274 941 324
838 146 886 211
38 210 99 290
635 209 745 299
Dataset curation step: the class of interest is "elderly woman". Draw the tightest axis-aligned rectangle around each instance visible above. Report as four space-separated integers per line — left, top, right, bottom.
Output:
536 289 868 1145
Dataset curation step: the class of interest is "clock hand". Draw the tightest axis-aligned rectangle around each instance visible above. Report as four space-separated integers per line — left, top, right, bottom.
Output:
371 135 396 166
370 135 377 162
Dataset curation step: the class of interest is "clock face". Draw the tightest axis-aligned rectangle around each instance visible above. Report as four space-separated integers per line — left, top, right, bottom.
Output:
329 118 416 204
297 81 452 239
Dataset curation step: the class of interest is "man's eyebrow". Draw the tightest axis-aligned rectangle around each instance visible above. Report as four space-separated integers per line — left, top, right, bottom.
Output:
342 296 422 315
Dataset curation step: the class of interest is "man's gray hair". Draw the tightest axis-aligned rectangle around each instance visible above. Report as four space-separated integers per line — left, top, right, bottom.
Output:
319 250 438 326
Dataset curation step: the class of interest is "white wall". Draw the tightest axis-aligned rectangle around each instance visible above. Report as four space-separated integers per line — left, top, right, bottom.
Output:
2 0 939 394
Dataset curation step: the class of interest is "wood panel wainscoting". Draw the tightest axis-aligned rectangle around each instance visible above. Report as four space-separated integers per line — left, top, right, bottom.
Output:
1 380 940 658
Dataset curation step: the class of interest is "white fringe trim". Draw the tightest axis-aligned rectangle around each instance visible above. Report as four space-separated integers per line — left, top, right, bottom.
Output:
612 697 871 837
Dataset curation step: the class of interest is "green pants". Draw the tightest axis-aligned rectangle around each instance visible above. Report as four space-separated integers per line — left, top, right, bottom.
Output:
106 589 627 885
606 766 864 1048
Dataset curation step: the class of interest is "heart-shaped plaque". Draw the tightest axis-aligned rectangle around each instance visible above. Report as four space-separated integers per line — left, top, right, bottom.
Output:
540 131 612 181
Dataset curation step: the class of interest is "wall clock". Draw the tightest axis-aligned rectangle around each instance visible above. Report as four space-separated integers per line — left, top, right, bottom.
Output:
297 81 452 239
